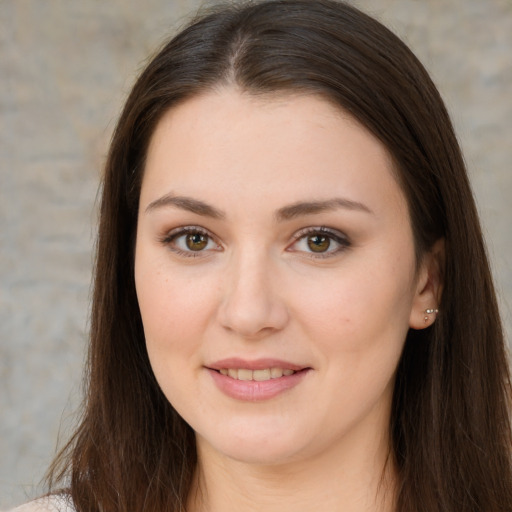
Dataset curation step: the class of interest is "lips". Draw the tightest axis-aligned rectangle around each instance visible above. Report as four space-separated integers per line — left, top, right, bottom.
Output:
219 368 296 381
208 357 305 371
206 358 310 401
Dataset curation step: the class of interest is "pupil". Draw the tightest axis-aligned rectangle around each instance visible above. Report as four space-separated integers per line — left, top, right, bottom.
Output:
186 233 208 251
308 234 330 252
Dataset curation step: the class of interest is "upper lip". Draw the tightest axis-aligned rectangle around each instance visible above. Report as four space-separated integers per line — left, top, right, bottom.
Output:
207 358 308 371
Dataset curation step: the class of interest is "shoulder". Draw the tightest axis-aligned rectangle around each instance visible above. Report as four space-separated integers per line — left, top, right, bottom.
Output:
7 495 75 512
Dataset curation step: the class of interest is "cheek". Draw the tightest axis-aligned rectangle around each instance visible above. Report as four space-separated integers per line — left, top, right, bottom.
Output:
289 247 416 395
134 251 217 358
298 268 413 343
134 256 219 410
294 263 413 418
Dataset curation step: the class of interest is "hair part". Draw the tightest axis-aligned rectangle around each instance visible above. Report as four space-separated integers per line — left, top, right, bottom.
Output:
46 1 512 511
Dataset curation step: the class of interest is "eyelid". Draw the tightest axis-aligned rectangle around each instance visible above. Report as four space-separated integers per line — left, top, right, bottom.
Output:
287 226 351 257
159 225 222 257
158 225 350 259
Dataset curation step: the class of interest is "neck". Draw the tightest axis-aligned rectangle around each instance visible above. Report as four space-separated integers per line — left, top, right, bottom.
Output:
187 423 396 512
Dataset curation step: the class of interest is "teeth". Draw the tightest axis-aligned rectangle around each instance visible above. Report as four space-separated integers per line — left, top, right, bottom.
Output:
270 367 286 378
218 367 297 381
238 369 253 381
253 369 271 381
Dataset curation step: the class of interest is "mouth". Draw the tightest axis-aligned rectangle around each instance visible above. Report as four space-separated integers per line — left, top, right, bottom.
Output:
216 367 297 381
206 359 311 401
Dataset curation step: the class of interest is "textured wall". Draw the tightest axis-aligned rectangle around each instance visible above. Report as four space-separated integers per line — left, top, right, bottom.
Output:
1 0 511 508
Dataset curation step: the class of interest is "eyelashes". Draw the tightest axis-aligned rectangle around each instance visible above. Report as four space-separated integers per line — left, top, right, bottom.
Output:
288 227 351 258
160 226 221 258
159 225 351 259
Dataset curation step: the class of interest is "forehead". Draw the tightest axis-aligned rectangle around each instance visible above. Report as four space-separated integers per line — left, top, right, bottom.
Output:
141 88 407 219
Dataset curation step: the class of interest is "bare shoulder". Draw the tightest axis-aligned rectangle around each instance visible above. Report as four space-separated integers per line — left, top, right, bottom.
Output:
6 495 74 512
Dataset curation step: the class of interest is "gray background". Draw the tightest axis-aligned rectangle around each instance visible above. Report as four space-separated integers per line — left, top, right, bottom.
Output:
1 0 511 508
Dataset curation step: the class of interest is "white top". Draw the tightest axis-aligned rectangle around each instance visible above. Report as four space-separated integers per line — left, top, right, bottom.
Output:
6 496 74 512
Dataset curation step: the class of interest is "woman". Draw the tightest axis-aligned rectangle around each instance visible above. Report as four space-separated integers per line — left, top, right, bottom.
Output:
13 0 512 511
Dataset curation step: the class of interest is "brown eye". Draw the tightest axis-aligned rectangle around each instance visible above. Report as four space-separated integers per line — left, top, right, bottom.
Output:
307 234 331 252
162 226 221 257
288 227 350 258
186 232 209 251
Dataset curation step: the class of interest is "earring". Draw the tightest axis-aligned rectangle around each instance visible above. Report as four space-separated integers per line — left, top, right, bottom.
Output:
424 308 439 323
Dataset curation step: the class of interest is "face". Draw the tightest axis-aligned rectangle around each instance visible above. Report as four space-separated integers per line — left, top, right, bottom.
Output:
135 89 433 467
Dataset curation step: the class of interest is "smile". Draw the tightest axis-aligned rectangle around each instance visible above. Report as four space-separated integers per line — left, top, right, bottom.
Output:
208 361 310 401
218 368 296 381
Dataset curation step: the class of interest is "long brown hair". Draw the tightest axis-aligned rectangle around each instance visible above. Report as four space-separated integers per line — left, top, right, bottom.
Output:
46 1 512 510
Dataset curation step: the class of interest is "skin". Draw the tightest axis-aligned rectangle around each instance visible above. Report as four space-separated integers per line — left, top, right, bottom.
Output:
134 88 441 512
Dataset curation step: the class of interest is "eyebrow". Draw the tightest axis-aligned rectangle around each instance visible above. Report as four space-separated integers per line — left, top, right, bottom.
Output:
145 194 226 219
145 193 373 220
275 198 373 220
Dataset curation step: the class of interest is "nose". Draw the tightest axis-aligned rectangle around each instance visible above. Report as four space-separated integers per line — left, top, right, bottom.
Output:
218 251 289 339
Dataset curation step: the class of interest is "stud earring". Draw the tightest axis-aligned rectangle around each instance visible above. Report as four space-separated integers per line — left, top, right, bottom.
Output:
424 308 439 323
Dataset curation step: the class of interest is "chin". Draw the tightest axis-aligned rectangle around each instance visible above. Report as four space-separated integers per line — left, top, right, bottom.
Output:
195 420 312 466
209 441 304 466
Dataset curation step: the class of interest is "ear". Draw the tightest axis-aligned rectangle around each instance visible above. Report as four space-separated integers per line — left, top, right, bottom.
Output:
409 238 445 330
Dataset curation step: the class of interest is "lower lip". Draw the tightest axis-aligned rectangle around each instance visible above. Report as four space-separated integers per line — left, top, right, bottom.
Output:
207 368 310 401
